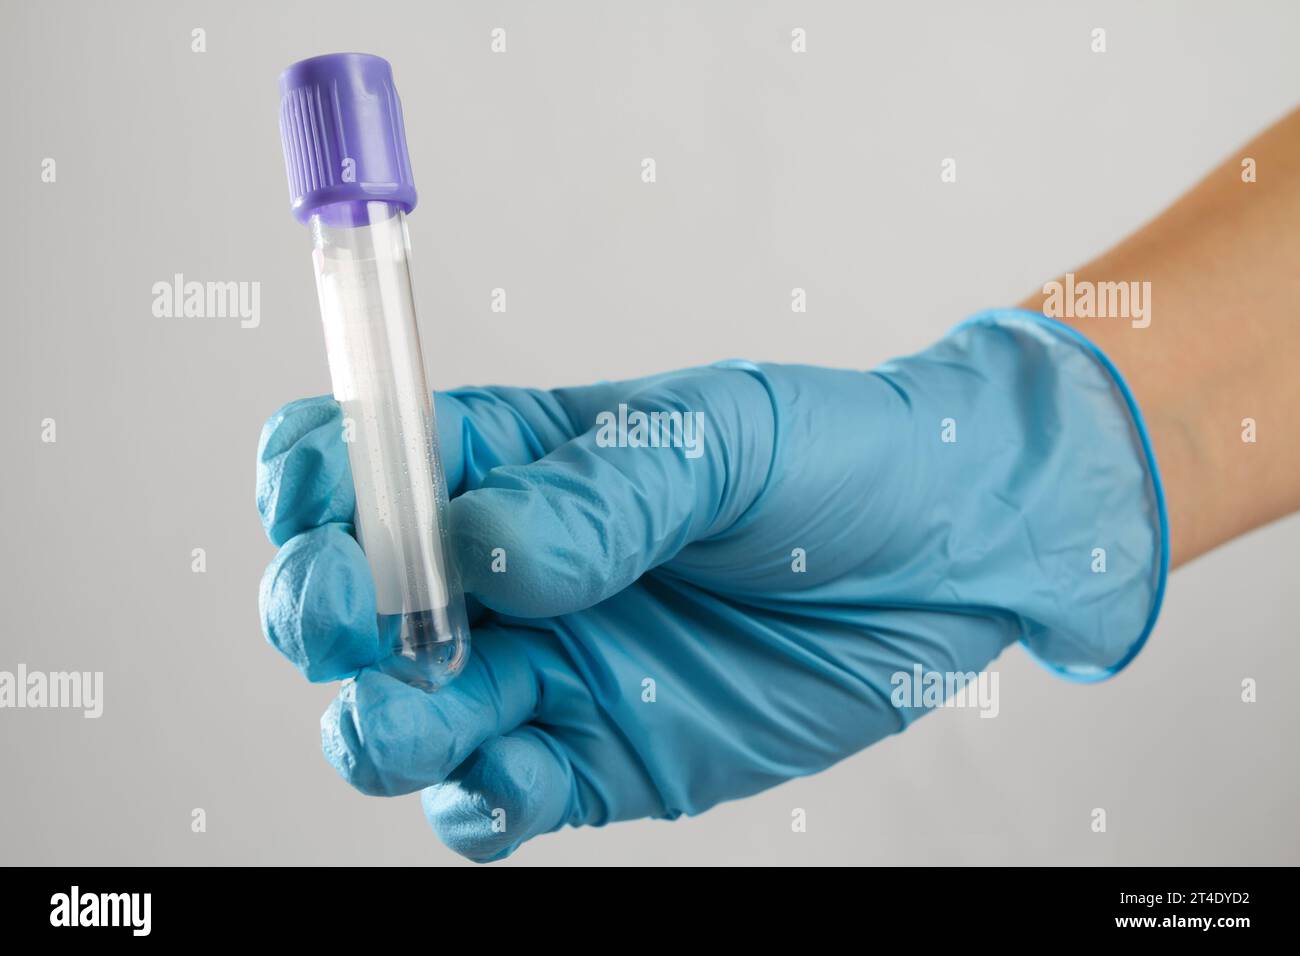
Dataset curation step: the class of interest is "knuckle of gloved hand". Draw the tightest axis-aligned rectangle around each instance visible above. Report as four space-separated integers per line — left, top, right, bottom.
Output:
260 525 376 682
448 488 587 617
322 675 445 797
424 787 519 863
257 398 353 544
420 746 539 863
258 395 337 454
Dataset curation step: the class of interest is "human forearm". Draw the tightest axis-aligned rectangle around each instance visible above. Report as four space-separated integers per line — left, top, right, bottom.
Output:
1021 107 1300 568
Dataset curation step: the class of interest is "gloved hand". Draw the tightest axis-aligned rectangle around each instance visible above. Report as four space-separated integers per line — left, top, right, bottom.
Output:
256 308 1166 862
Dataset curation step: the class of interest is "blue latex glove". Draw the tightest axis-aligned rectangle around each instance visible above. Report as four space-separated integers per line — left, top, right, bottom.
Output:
256 308 1166 862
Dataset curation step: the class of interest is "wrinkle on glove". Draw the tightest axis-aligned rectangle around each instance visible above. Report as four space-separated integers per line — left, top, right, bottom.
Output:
852 309 1167 679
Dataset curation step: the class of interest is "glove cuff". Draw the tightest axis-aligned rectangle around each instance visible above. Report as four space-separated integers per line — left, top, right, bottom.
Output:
944 308 1169 681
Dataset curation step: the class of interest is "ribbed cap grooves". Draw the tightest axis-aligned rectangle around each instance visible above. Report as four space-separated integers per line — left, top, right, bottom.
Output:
277 53 417 224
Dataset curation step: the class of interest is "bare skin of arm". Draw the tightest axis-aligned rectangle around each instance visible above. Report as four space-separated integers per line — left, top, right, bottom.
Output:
1020 107 1300 569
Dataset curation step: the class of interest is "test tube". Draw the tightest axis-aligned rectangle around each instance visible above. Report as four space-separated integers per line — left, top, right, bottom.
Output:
278 53 469 690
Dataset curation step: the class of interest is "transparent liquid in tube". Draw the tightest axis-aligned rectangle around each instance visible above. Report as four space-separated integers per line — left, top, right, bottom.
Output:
311 200 469 690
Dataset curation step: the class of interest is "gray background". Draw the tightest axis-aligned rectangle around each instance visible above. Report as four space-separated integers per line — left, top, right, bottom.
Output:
1 0 1297 866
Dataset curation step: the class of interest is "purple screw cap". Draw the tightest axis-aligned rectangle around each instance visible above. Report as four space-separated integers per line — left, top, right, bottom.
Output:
278 53 417 225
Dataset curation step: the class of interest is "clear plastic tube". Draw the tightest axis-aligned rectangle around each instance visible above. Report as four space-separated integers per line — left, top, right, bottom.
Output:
309 199 469 690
